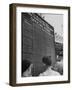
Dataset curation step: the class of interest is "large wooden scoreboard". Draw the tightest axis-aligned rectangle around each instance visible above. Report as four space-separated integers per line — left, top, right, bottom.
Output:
22 13 56 76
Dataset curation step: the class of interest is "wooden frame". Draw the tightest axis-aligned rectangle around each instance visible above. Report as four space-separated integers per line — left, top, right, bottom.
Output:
9 3 70 86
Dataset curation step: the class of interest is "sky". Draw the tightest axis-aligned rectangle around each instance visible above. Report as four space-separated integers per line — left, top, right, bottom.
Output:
41 13 63 43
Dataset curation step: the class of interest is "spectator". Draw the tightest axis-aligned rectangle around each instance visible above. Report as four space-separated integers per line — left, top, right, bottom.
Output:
39 56 60 76
22 60 33 77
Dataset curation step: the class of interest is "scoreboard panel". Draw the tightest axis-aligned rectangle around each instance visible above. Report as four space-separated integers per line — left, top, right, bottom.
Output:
22 13 56 76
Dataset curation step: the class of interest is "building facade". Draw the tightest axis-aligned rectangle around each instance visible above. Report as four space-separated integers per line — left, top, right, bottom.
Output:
22 13 56 76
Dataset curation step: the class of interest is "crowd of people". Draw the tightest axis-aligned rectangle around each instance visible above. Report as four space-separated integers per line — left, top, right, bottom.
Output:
22 54 63 77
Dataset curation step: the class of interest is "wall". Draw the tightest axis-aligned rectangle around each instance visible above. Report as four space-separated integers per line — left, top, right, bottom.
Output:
22 13 56 76
0 0 72 90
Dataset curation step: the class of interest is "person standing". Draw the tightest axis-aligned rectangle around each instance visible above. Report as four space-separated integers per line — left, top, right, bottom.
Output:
22 60 33 77
39 56 60 76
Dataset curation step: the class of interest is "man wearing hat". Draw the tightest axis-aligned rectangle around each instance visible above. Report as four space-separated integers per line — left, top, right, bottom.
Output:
39 56 60 76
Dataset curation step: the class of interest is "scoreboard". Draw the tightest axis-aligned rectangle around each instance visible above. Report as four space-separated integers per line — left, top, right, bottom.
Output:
22 13 56 76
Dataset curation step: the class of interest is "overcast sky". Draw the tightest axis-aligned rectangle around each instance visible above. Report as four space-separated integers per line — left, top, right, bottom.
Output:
41 13 63 37
41 13 63 43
